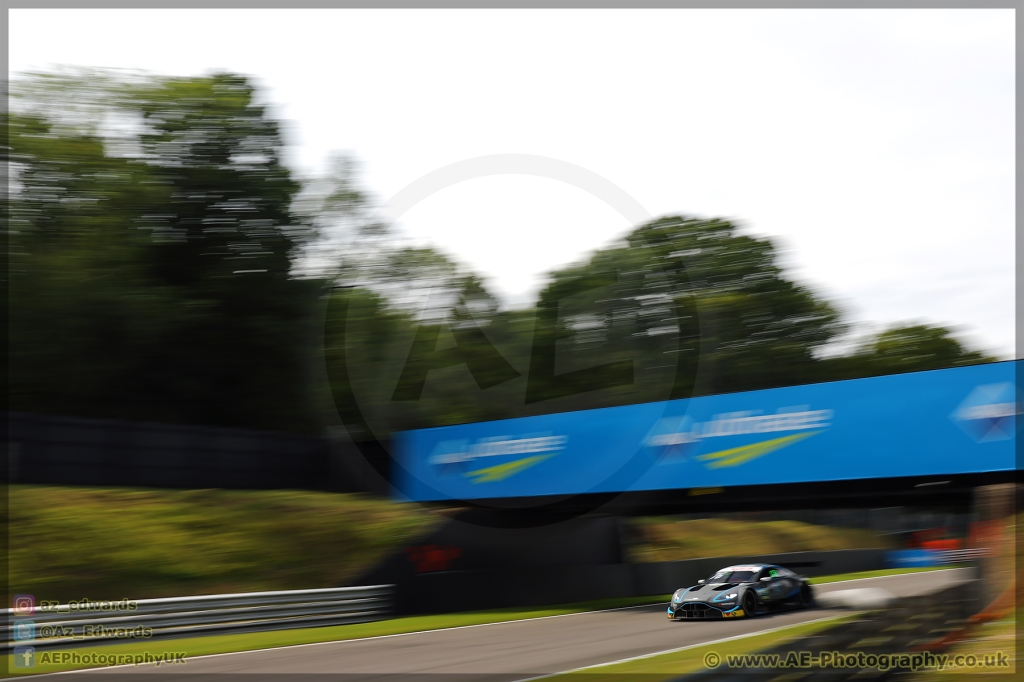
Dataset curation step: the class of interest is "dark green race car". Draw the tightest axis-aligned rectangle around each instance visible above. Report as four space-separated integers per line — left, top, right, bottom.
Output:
667 563 815 620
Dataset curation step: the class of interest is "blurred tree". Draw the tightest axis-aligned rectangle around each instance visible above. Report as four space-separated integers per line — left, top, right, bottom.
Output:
528 215 846 404
326 215 852 436
8 69 998 440
8 71 322 432
324 215 999 438
825 324 996 380
292 151 380 281
323 247 531 435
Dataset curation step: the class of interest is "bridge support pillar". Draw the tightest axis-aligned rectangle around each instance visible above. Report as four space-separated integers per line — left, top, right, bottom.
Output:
969 483 1019 610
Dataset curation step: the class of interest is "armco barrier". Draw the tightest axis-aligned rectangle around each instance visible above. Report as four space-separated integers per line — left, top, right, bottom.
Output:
4 586 393 650
885 548 990 568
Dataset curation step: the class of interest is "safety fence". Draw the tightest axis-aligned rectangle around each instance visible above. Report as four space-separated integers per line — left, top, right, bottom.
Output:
4 585 393 650
938 548 990 562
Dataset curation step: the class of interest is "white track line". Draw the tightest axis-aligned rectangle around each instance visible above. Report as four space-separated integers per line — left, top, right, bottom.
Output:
24 568 963 677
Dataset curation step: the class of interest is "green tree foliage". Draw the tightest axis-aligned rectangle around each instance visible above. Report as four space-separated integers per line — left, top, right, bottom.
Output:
324 247 536 435
825 324 995 380
526 215 847 406
323 213 997 437
9 71 321 432
9 68 998 439
325 216 852 435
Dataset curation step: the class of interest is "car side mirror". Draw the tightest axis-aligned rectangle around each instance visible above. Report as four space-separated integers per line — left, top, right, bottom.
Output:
697 579 705 584
760 577 772 582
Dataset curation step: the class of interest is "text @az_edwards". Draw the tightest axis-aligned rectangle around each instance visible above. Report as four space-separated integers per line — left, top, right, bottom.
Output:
37 624 152 639
702 650 1012 672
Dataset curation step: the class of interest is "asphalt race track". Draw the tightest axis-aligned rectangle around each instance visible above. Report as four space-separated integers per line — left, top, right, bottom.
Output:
56 568 972 681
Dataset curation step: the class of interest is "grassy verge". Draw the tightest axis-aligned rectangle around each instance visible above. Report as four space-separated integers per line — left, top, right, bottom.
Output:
544 614 857 681
9 485 439 601
6 594 673 675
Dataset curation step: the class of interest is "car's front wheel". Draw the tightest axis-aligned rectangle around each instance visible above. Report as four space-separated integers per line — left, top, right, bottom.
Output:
742 590 758 617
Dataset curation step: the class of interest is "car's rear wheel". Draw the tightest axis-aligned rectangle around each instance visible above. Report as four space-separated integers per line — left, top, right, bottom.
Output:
742 590 758 617
798 583 814 608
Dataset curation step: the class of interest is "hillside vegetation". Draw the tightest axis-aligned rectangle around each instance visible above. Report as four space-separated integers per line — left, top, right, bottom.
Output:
627 516 893 563
8 485 440 602
10 485 894 602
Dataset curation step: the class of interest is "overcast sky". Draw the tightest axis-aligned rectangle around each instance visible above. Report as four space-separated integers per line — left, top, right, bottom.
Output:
10 8 1015 358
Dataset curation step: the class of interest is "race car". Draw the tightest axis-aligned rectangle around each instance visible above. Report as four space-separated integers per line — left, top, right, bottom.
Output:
667 563 814 620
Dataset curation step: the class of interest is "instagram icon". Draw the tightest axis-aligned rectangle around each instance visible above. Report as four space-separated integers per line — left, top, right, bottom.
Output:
13 595 35 616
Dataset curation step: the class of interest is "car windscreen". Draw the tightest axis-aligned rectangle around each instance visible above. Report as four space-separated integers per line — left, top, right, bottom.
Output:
709 571 756 583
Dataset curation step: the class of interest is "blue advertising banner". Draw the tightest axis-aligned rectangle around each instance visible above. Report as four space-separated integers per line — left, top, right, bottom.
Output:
393 361 1020 502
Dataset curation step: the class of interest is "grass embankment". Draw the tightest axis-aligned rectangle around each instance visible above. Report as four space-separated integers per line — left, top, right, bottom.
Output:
11 485 900 602
8 485 440 601
628 516 893 562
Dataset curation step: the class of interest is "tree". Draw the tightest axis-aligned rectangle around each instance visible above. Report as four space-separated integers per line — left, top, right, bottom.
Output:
8 71 321 432
531 215 845 402
828 324 996 379
323 247 530 436
323 214 853 439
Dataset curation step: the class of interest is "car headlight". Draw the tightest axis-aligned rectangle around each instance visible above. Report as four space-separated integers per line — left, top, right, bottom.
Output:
714 592 737 602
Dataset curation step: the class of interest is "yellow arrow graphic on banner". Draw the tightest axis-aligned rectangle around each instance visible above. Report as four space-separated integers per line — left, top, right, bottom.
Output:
464 454 555 483
695 431 820 469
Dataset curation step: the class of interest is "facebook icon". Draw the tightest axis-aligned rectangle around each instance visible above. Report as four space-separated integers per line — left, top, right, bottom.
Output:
14 646 35 668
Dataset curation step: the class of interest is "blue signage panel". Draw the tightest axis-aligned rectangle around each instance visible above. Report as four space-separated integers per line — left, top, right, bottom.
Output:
393 361 1020 502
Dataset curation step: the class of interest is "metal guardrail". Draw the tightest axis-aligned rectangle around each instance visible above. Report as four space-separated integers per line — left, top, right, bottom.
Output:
4 585 393 650
938 548 989 563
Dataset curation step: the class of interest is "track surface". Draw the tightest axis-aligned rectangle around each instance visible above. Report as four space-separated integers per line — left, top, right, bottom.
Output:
60 568 971 680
